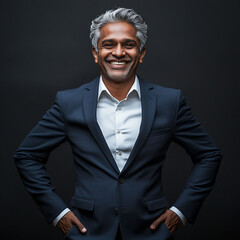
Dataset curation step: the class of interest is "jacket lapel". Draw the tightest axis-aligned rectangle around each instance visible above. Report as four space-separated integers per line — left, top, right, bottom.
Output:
82 77 120 174
121 78 156 174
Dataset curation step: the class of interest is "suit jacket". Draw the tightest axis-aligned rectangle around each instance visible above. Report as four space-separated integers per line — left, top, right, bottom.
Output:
14 77 222 240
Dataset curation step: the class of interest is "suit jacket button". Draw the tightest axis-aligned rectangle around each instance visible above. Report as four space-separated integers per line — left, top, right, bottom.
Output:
119 178 124 184
114 208 118 215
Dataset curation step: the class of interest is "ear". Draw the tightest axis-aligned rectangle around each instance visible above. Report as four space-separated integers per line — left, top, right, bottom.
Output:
92 47 98 64
139 47 146 64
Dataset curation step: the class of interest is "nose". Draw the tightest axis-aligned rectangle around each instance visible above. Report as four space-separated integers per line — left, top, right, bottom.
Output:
112 44 126 57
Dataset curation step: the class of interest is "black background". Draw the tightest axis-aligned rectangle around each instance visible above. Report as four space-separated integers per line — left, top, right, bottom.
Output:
1 0 239 239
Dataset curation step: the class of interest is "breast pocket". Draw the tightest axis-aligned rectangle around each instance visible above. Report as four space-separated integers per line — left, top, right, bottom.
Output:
145 128 171 149
149 128 171 136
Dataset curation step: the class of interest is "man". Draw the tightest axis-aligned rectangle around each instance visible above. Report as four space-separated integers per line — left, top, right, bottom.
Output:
14 8 222 240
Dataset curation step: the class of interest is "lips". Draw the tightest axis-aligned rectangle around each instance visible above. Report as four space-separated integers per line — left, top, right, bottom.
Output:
106 59 131 68
111 61 126 65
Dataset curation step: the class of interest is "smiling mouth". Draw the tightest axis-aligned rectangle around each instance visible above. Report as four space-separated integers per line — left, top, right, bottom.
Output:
106 60 131 68
111 61 126 65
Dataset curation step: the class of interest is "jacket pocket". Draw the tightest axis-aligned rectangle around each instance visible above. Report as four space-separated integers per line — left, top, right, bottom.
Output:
146 197 169 211
70 197 95 211
150 128 171 136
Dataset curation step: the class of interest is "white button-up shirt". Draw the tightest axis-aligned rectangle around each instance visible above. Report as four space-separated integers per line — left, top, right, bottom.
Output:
97 76 142 172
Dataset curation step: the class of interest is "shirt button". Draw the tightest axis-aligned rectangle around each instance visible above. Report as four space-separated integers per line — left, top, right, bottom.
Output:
114 208 118 215
118 107 122 111
119 178 124 184
117 130 121 134
118 151 122 156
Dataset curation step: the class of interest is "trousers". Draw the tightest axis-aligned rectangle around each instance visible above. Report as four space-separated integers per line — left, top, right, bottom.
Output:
115 226 123 240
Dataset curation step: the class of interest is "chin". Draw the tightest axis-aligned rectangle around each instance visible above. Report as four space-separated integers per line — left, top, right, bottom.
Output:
105 71 133 82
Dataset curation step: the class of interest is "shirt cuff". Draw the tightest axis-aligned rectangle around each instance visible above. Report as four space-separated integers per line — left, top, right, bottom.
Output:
170 206 187 225
52 208 71 227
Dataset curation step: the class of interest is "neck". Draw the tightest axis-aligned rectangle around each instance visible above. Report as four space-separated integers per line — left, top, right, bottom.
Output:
102 76 136 101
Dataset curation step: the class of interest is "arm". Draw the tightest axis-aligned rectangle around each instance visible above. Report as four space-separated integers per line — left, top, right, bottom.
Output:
172 92 222 223
14 92 68 223
150 91 222 232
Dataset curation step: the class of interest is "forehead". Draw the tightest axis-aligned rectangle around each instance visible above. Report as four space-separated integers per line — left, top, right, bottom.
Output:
99 22 138 41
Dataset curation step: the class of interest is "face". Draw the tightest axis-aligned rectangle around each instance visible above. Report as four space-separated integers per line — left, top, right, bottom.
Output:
92 22 146 84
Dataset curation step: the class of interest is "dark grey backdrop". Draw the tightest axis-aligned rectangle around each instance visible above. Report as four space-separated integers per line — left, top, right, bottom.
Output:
1 0 239 239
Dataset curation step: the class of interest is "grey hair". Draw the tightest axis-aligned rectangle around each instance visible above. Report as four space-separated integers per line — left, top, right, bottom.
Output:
90 8 147 52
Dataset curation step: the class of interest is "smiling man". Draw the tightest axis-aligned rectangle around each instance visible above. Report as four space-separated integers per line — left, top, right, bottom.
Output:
14 8 222 240
92 21 145 88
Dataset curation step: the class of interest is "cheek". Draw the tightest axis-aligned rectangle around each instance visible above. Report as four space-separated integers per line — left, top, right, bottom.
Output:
99 50 111 59
129 50 140 61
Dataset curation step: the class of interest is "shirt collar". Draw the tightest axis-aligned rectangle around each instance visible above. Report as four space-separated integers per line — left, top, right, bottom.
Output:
98 75 141 101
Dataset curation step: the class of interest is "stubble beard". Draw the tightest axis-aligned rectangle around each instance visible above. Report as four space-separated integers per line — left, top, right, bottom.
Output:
102 62 137 84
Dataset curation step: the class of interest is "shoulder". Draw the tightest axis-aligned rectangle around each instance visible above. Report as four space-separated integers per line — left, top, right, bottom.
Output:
56 77 99 103
152 83 180 96
58 81 94 97
139 77 181 99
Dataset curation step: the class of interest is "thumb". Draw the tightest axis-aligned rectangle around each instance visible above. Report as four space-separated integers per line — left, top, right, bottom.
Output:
150 213 166 231
72 216 87 234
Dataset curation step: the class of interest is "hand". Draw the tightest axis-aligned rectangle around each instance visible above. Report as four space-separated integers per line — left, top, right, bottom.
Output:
57 211 87 235
150 209 182 234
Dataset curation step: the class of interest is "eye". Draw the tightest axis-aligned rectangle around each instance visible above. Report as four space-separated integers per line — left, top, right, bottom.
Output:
102 42 115 49
124 42 136 49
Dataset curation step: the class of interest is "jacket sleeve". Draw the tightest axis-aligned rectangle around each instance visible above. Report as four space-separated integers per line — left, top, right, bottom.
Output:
172 91 222 223
14 92 68 223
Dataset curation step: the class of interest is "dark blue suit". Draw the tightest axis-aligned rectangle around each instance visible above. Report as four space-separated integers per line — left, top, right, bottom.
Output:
14 77 222 240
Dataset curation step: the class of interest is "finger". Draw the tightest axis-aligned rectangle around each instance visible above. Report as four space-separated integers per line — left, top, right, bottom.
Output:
72 216 87 234
150 213 166 231
58 212 75 235
164 210 182 233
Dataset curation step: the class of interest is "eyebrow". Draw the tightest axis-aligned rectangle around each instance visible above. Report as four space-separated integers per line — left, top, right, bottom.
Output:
101 39 137 44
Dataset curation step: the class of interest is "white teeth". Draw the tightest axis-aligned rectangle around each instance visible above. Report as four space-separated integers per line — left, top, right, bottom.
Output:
111 62 125 65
